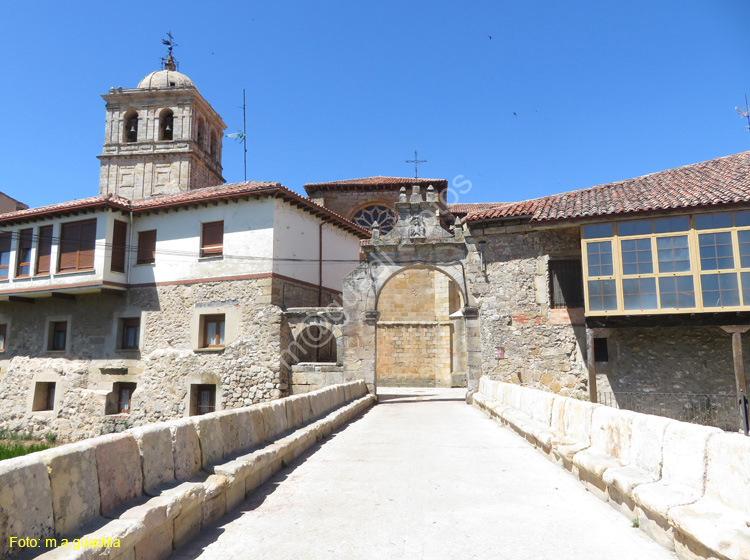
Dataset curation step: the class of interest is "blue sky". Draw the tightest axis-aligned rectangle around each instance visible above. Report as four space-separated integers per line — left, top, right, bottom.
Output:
2 1 750 209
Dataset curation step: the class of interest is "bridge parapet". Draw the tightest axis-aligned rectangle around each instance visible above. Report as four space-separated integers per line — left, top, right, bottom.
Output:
473 377 750 560
0 381 374 559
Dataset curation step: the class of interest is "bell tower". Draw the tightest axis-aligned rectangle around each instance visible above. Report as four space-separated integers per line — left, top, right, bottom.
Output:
97 47 226 199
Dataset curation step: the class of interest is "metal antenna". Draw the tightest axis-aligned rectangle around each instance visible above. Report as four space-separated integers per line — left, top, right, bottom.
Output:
405 150 427 179
736 93 750 135
226 89 248 181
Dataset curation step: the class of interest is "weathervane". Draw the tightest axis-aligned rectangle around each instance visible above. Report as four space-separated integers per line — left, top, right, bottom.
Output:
405 150 427 179
161 31 179 70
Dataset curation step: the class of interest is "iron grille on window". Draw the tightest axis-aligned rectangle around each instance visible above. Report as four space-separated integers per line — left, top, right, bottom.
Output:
549 259 584 308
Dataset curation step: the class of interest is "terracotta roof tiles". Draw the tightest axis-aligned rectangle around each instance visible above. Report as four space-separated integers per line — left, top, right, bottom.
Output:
465 151 750 224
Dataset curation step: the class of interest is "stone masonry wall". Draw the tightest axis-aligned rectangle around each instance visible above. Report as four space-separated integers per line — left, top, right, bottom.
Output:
0 277 287 442
376 268 458 386
468 226 588 396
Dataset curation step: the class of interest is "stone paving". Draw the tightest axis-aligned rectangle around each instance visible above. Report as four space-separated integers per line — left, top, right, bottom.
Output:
171 388 678 560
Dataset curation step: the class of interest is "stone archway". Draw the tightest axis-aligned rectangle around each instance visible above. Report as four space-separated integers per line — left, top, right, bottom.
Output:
376 266 465 387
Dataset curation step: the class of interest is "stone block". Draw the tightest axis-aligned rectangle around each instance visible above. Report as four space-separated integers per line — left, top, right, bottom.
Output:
308 389 327 419
284 395 311 430
216 410 241 457
259 400 288 441
201 474 229 527
237 406 265 451
134 520 173 560
89 433 143 514
190 414 224 468
0 455 55 558
128 424 175 494
38 442 101 536
167 419 202 481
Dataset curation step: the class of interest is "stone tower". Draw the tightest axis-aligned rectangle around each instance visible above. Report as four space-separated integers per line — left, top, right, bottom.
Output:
98 55 226 199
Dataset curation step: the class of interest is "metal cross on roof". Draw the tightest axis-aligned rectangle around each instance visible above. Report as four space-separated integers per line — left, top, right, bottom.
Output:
161 31 179 70
405 150 427 179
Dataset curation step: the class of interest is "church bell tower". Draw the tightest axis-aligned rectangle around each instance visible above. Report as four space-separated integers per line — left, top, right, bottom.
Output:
98 44 226 199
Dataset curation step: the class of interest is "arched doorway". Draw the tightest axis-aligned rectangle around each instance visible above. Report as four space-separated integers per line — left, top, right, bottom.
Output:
376 266 465 387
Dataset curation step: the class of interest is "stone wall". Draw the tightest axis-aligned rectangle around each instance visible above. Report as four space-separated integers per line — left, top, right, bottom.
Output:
467 226 588 396
376 268 459 386
598 326 740 395
0 276 309 441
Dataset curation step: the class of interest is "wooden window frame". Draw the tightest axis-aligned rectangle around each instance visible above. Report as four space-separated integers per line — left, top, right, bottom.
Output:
136 230 157 265
110 220 127 273
200 221 223 257
49 321 67 352
549 259 584 309
117 382 137 414
15 228 33 277
120 317 140 350
581 210 750 316
0 232 11 279
201 314 225 348
193 384 216 416
35 225 53 276
58 219 96 273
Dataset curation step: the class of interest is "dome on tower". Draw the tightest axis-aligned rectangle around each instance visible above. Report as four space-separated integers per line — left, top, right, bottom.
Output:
137 69 195 90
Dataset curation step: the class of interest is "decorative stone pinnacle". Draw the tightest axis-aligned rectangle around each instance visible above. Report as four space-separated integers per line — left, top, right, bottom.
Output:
164 55 176 71
410 184 423 203
426 185 435 202
399 187 407 202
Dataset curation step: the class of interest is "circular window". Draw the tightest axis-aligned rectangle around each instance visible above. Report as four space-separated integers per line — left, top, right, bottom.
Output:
351 205 397 233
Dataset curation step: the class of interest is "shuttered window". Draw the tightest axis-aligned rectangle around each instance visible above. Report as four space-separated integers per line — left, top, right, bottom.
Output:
58 219 96 272
201 221 223 257
549 259 585 308
0 232 11 279
36 225 53 276
136 230 156 265
15 229 32 277
110 220 127 273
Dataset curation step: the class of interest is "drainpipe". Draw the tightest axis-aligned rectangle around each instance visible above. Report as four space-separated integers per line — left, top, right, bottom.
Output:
318 222 323 307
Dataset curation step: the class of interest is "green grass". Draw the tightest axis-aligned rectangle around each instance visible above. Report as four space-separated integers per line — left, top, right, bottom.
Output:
0 440 54 461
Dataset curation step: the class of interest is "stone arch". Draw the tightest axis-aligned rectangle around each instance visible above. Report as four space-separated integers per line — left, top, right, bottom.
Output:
123 111 139 143
292 324 338 364
374 265 467 387
159 108 174 140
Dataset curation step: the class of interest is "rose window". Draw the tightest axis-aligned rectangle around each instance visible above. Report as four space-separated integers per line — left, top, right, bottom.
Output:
351 205 397 233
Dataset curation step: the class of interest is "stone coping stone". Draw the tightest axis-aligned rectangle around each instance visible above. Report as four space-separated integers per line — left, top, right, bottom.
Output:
89 433 143 515
215 410 242 458
258 400 288 442
284 394 312 430
238 407 265 450
0 455 55 559
190 415 224 469
166 418 202 481
127 424 175 495
602 413 672 497
38 441 102 537
573 406 636 478
668 433 750 560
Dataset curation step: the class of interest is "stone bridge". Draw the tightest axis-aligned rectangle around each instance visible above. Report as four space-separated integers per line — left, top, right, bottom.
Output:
1 381 749 560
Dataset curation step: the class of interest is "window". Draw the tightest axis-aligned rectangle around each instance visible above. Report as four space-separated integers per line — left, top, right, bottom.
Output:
120 318 140 350
549 260 584 308
136 230 157 264
159 109 174 141
110 220 127 273
15 229 32 277
0 324 6 352
124 111 138 143
105 382 136 414
582 211 750 315
594 338 609 362
202 314 225 348
36 225 53 276
190 384 216 416
58 219 96 272
32 382 56 412
351 205 397 234
200 221 223 257
0 232 11 279
197 118 205 148
48 321 67 351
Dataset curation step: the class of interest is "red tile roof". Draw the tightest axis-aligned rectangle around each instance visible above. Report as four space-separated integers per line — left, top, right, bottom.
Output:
447 202 508 216
465 151 750 224
0 183 370 238
304 176 448 195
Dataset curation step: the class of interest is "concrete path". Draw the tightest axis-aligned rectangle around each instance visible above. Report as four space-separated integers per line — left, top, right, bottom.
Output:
171 388 677 560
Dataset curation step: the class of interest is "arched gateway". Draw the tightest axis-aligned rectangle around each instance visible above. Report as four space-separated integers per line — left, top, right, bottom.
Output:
341 184 481 393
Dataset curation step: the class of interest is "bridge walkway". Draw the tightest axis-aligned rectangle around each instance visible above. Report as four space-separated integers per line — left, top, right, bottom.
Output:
170 388 677 560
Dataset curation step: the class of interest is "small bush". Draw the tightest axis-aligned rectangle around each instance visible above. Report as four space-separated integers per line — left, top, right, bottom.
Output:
0 441 54 461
